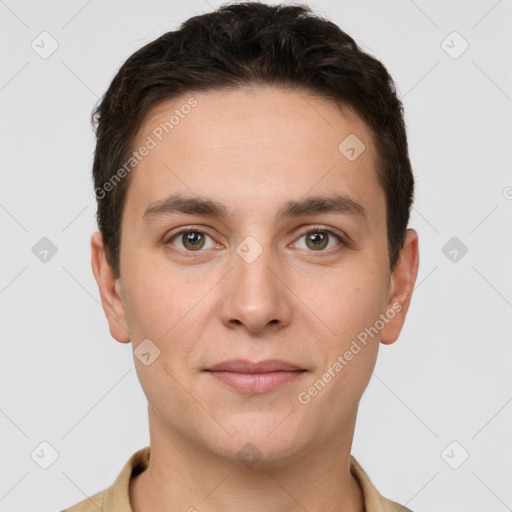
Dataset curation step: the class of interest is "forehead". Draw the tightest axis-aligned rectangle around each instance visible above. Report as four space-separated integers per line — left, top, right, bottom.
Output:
124 86 385 226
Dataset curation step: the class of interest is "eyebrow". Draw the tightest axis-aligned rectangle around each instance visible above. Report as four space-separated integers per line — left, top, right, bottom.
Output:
142 193 367 224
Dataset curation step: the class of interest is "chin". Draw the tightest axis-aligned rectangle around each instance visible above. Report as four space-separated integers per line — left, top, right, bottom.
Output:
205 419 310 468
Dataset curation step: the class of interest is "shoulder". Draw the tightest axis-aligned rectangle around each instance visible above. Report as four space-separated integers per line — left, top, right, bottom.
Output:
385 498 414 511
349 455 415 512
59 488 105 512
57 446 150 512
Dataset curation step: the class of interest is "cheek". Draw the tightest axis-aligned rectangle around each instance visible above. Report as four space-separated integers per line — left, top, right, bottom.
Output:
121 274 177 351
309 266 388 348
123 265 213 368
298 278 382 411
125 275 206 411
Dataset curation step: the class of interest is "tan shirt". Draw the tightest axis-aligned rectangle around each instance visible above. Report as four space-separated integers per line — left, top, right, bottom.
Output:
61 446 412 512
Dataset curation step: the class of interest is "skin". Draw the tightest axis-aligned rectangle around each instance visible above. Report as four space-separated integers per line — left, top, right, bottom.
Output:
91 86 419 512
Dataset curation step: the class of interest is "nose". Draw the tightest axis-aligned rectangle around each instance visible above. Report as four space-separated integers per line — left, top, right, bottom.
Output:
219 240 292 334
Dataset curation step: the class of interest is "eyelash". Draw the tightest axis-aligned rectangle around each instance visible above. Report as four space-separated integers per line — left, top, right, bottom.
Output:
165 225 347 256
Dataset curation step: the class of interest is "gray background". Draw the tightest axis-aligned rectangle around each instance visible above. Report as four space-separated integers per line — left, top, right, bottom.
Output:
1 1 511 511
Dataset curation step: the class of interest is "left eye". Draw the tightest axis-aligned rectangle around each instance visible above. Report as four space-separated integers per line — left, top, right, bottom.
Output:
293 229 343 251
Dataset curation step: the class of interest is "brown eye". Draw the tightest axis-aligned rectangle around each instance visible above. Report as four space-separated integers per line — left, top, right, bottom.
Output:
305 231 329 250
168 230 215 252
182 231 205 250
294 228 343 252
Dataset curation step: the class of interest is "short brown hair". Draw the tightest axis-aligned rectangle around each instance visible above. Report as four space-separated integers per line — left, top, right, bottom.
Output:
92 2 414 278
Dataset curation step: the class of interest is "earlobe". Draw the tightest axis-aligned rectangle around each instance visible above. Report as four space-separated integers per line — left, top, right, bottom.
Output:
90 231 131 343
380 229 420 345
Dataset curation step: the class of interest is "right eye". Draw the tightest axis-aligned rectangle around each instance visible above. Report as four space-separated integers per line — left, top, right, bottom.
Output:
167 230 217 252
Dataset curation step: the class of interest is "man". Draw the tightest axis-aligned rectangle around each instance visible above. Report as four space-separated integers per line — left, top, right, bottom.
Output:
63 2 419 511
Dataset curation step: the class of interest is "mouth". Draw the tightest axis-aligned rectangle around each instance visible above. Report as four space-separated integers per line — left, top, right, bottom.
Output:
203 359 307 394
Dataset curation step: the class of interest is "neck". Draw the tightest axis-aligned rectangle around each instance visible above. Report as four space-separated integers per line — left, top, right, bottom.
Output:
130 406 365 512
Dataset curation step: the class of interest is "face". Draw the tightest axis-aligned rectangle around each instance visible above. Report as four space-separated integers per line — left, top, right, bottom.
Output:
92 86 419 466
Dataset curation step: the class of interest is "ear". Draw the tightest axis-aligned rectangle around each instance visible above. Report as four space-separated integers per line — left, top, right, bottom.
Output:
380 229 419 345
90 231 131 343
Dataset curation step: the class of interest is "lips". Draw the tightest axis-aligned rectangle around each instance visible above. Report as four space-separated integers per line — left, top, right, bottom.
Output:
206 359 303 373
204 359 306 393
